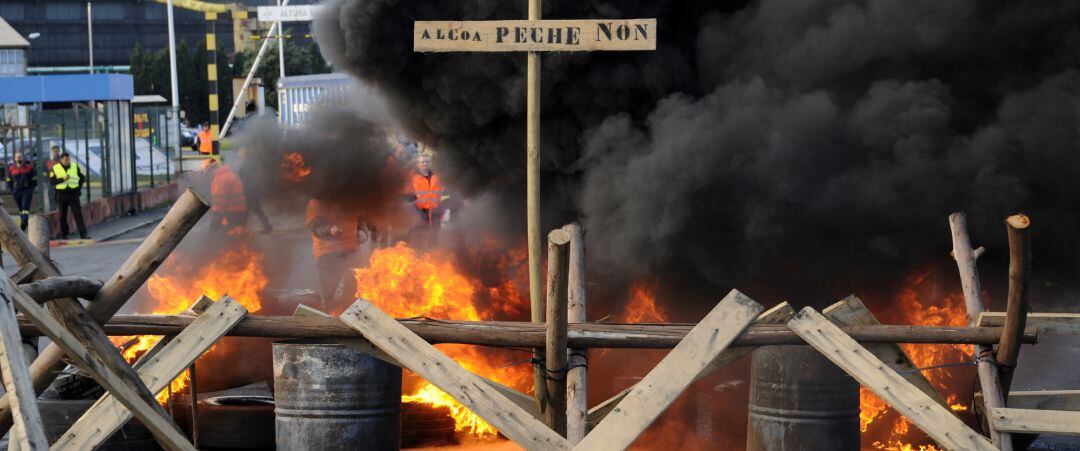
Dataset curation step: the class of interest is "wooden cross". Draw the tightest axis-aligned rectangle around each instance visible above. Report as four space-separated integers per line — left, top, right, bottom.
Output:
413 6 656 429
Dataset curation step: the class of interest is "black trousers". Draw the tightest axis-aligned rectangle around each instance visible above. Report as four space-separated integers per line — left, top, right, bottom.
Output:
56 189 87 238
12 189 32 231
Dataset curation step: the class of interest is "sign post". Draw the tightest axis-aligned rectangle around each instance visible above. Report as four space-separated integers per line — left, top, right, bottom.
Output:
413 13 656 438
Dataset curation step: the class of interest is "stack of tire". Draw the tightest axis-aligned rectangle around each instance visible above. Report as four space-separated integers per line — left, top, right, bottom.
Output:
400 402 458 448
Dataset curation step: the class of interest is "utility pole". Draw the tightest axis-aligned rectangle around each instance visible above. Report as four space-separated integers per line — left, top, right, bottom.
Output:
86 2 94 74
277 0 286 113
166 0 182 173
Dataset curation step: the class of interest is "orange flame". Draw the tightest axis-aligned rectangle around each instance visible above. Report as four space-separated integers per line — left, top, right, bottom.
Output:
354 242 531 438
621 281 668 323
861 270 971 450
282 152 312 182
113 233 269 403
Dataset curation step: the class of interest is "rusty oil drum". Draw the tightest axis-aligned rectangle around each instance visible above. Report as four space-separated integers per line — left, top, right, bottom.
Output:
747 345 859 451
273 339 401 451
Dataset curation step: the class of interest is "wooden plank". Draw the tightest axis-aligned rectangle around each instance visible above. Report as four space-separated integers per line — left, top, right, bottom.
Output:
339 298 569 450
545 228 570 435
949 212 1010 449
52 296 246 451
9 264 37 286
788 307 995 451
977 390 1080 412
575 290 763 450
586 301 795 430
414 19 657 52
564 223 587 444
6 282 195 451
823 295 949 408
133 296 214 373
979 312 1080 335
0 279 47 451
989 408 1080 436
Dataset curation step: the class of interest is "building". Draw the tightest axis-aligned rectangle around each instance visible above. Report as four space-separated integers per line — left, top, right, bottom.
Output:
0 0 318 70
0 16 29 77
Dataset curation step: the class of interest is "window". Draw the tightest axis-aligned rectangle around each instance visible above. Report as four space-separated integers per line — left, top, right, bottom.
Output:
0 49 26 77
45 4 83 21
94 4 126 21
144 4 166 21
0 5 25 21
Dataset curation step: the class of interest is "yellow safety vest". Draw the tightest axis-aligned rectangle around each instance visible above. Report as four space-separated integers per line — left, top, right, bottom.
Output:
52 161 80 190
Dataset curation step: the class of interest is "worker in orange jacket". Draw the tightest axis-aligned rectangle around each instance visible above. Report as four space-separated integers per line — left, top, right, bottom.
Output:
408 154 447 250
196 123 214 155
203 158 247 231
307 198 365 308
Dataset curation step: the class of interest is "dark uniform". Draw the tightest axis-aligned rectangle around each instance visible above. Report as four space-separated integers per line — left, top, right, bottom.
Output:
6 161 36 230
50 159 88 239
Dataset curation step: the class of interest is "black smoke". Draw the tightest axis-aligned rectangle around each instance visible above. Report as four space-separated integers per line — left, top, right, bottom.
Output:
313 0 1080 310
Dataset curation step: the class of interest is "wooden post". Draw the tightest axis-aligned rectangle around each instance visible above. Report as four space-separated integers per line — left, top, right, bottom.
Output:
545 228 570 435
526 0 545 414
0 188 209 435
26 215 48 258
0 199 189 444
997 214 1030 395
4 280 195 451
0 280 47 451
564 224 587 443
949 212 1012 450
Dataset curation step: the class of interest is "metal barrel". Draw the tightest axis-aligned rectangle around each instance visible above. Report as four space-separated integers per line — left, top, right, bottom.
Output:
273 339 402 451
747 345 859 451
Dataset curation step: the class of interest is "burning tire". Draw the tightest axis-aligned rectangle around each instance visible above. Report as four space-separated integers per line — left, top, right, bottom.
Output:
401 402 458 448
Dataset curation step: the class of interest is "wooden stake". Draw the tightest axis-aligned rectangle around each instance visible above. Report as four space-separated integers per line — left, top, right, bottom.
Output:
564 224 587 444
53 296 247 450
0 199 189 444
949 212 1012 450
340 298 569 450
527 0 545 416
0 280 47 451
575 290 763 450
788 307 996 451
997 214 1030 394
4 280 194 451
26 215 48 258
545 228 570 435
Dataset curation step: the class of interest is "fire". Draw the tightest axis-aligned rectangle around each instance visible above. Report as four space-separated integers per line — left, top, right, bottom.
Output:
354 242 531 438
282 152 312 182
622 281 667 323
113 232 269 403
861 270 972 450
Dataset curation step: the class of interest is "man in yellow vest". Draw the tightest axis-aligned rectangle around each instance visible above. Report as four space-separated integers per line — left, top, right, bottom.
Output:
49 152 88 239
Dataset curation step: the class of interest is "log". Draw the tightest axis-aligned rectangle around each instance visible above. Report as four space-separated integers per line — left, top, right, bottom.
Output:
545 228 570 435
18 277 102 304
0 198 186 443
978 312 1080 335
564 224 587 444
0 279 47 451
997 214 1030 394
949 212 1011 450
46 315 1037 347
26 215 48 258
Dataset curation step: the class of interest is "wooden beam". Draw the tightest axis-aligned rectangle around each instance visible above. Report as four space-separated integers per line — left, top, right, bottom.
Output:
41 315 1037 347
575 290 763 450
293 303 545 424
5 281 195 451
978 390 1080 411
339 298 569 450
989 408 1080 436
978 312 1080 335
997 214 1031 395
9 264 37 286
526 0 544 420
53 296 247 451
949 212 1011 450
823 295 949 408
0 279 47 451
564 223 587 444
18 277 102 303
788 307 995 451
545 228 570 435
0 197 189 445
133 296 215 373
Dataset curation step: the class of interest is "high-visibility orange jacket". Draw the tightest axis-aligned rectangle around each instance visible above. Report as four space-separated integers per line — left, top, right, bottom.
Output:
306 199 359 259
210 165 246 213
412 172 443 210
197 129 214 154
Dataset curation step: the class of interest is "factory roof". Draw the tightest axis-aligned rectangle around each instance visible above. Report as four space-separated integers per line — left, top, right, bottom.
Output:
0 74 134 103
0 16 30 49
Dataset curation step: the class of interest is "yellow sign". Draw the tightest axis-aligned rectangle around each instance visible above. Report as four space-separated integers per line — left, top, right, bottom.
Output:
413 19 656 52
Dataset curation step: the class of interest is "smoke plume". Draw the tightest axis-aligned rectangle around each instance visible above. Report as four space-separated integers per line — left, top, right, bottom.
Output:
313 0 1080 308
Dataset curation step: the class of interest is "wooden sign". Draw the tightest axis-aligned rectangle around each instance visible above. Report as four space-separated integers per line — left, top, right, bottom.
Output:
414 19 656 52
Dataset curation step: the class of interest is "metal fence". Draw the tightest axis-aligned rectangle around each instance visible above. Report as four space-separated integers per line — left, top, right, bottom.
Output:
0 103 181 213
